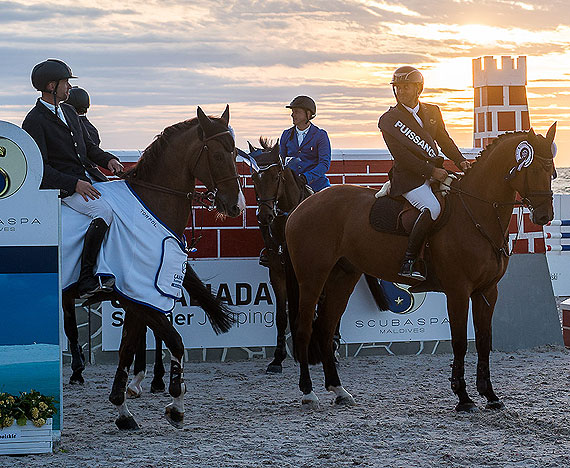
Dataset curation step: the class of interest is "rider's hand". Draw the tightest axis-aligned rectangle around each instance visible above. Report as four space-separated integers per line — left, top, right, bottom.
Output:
431 167 448 182
108 159 124 175
75 179 101 201
460 160 472 172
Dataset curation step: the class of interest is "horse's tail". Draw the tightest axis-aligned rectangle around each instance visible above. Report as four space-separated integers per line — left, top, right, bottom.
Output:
182 263 235 334
283 247 301 361
364 274 390 311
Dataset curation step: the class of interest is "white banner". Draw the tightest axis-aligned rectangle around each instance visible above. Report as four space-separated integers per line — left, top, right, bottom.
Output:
102 258 474 350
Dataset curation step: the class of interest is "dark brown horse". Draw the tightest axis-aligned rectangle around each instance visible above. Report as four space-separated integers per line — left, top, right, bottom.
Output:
285 124 556 411
62 106 245 429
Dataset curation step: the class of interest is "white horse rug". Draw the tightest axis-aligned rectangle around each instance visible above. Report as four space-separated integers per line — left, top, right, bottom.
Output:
62 180 188 313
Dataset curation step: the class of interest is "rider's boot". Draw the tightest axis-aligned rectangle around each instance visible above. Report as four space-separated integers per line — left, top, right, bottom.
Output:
258 223 271 268
77 218 115 299
399 208 434 281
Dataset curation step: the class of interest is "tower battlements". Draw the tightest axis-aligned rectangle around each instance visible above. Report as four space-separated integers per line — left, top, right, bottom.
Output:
473 56 527 87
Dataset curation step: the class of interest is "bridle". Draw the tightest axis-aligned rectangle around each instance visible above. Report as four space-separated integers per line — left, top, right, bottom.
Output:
127 129 239 211
445 150 554 259
255 162 289 223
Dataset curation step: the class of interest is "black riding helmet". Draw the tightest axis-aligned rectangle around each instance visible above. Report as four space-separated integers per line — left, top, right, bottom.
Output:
391 66 424 102
66 86 90 114
286 95 316 119
31 59 76 92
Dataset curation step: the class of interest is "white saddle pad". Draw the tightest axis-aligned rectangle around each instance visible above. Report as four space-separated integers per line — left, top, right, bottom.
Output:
62 180 188 312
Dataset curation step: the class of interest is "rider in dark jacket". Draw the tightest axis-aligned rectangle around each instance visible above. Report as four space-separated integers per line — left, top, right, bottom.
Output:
22 59 123 298
378 66 471 281
66 86 101 146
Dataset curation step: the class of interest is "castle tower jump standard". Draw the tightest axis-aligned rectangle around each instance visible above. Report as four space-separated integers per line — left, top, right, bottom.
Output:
472 55 530 149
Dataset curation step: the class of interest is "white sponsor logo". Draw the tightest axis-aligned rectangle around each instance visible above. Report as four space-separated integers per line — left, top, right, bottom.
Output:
394 120 437 158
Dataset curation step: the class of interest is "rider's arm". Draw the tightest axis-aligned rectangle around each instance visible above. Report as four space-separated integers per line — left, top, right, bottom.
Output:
432 106 468 170
22 114 79 195
301 129 331 185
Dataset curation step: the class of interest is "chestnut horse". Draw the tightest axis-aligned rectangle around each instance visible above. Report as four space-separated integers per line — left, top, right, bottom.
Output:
242 139 389 373
285 124 556 411
62 106 245 429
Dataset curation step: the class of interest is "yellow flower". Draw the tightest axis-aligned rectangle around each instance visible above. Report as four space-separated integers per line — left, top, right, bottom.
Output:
30 407 39 419
2 416 14 428
39 402 48 411
33 418 45 427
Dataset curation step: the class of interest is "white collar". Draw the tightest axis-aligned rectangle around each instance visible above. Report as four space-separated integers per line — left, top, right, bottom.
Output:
296 124 311 135
402 102 420 115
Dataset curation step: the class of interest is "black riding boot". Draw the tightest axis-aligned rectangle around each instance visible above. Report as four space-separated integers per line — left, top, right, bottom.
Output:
77 218 114 299
399 209 434 281
258 223 272 268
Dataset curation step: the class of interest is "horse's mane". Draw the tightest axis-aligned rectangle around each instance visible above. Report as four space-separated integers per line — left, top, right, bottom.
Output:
259 137 277 151
474 131 528 164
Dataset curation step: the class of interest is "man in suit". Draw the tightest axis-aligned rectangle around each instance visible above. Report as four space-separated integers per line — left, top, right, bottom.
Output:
22 59 123 298
279 95 331 192
378 66 471 281
66 86 101 145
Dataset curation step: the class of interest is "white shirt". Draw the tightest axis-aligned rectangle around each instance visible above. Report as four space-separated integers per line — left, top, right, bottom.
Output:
40 99 68 126
403 102 423 128
296 124 311 146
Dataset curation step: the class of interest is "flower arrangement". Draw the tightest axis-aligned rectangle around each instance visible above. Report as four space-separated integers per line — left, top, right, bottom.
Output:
0 390 57 429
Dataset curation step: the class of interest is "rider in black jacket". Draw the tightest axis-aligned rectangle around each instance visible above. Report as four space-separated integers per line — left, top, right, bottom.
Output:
378 66 471 281
22 59 123 298
66 86 101 146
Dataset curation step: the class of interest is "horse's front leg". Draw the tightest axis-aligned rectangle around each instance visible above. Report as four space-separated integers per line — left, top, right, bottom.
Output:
146 311 186 428
63 293 85 385
267 258 288 374
109 307 144 430
447 293 477 412
472 286 504 409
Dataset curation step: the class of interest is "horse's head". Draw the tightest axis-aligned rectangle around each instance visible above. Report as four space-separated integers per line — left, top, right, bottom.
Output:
194 105 245 217
506 123 557 225
246 139 284 226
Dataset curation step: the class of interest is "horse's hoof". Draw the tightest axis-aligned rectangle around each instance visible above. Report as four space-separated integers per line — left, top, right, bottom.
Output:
455 401 479 413
69 371 84 385
150 381 166 393
165 406 184 429
486 400 505 410
126 387 142 399
335 394 356 406
115 415 140 431
266 364 283 374
301 391 319 410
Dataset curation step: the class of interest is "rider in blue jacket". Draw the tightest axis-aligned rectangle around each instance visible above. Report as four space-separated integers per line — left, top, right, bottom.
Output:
279 95 331 192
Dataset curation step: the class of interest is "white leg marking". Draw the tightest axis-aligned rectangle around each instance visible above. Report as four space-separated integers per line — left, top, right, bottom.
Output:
127 370 145 398
301 391 319 409
117 401 133 419
327 385 356 406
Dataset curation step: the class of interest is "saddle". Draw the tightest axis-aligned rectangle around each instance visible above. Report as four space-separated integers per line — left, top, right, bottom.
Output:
369 176 456 293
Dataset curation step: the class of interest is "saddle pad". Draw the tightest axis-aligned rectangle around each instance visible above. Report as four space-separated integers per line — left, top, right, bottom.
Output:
62 180 187 313
369 196 408 235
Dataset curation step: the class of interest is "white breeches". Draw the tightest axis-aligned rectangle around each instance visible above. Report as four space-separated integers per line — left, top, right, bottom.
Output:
63 192 114 225
403 180 441 221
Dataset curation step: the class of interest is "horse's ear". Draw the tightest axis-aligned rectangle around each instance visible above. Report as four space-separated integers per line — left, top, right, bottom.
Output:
546 122 557 143
248 141 256 153
197 106 212 130
220 104 230 126
271 144 280 158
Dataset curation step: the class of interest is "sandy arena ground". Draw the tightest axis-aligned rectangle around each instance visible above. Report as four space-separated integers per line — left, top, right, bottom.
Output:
2 345 568 468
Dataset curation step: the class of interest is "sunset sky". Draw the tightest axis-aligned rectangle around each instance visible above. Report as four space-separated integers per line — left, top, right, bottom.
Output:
1 0 569 165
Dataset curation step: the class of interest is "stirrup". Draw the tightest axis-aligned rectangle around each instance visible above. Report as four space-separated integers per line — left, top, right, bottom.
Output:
399 259 426 281
259 248 270 268
79 276 115 299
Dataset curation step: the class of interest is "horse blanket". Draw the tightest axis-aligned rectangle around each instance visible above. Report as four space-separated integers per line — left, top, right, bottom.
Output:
62 180 188 313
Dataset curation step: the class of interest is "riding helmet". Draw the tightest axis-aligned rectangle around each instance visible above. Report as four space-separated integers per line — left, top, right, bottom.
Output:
390 66 424 86
66 86 91 114
286 95 316 119
31 59 77 92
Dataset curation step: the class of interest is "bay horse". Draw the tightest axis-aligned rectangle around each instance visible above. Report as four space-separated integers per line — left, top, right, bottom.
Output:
285 124 557 411
243 138 389 374
62 106 245 429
